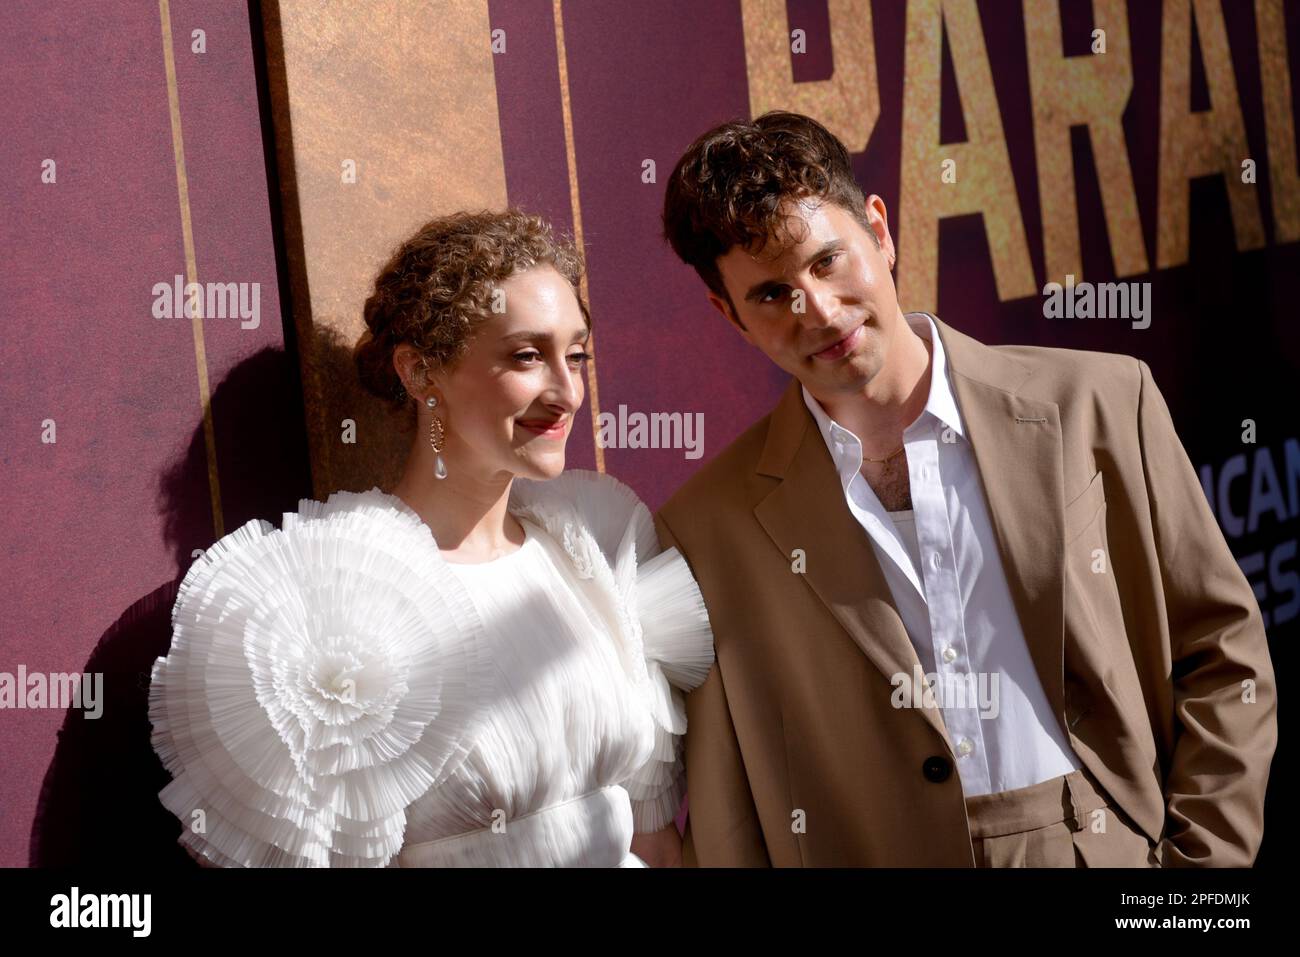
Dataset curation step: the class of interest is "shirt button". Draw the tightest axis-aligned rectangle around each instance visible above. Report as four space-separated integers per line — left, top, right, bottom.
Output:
930 552 942 570
956 738 974 758
941 646 957 663
919 466 930 481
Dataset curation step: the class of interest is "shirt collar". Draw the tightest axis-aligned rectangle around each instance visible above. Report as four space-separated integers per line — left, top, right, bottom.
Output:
800 312 966 465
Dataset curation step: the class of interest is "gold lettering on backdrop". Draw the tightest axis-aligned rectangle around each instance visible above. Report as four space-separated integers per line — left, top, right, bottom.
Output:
1157 0 1264 268
1024 0 1148 281
1256 0 1300 243
740 0 879 152
898 0 1036 312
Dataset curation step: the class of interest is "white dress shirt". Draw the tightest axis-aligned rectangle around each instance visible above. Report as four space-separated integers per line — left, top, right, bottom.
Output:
801 312 1081 796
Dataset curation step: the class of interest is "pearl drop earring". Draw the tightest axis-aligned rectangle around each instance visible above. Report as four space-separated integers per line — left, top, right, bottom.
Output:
426 395 447 480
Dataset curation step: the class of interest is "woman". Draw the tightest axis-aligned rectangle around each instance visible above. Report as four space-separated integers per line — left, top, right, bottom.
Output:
148 209 713 867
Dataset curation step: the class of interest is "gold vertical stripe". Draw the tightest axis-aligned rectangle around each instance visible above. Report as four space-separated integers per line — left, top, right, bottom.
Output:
552 0 605 472
160 0 224 537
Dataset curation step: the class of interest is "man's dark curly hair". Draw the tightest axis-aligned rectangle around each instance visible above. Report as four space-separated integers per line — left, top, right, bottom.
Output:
661 110 876 312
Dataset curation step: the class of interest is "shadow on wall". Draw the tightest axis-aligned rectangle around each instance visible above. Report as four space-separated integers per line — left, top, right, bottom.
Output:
28 346 315 867
296 322 418 498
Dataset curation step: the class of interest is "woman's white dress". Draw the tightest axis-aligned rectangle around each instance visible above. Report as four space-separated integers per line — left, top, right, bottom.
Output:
148 470 714 867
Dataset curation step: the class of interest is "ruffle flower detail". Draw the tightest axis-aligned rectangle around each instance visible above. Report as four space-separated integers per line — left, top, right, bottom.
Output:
149 491 489 867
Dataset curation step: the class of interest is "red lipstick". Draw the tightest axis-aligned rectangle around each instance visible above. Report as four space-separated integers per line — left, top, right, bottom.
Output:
517 417 567 438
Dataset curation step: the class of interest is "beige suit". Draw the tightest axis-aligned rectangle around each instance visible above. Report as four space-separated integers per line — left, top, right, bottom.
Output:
656 315 1277 867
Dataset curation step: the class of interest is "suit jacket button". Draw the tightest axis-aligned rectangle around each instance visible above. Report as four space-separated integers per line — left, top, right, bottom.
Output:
922 755 952 783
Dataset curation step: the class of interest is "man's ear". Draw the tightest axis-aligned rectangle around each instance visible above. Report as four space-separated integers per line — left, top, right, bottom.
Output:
864 194 896 271
707 290 753 345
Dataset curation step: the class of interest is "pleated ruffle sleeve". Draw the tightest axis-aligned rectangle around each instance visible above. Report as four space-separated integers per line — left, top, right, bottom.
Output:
621 546 714 831
509 470 715 833
148 491 490 867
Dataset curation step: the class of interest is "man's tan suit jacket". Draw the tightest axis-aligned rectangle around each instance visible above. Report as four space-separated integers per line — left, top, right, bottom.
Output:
655 315 1277 867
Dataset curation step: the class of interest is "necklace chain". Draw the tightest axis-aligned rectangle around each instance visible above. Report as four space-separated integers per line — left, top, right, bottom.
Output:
863 444 905 464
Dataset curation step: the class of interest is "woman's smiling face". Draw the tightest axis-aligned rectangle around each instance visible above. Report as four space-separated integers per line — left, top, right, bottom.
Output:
429 265 591 482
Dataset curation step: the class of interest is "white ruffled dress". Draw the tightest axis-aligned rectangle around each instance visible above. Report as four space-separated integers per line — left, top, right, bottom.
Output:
148 470 714 867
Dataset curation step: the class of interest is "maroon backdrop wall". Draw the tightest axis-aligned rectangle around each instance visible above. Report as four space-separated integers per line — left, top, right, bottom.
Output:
2 0 1293 866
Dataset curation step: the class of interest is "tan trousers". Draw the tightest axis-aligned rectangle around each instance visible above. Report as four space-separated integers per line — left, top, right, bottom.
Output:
964 767 1162 867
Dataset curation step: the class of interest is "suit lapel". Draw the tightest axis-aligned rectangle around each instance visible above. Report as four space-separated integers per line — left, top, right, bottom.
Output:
931 316 1067 726
753 379 950 744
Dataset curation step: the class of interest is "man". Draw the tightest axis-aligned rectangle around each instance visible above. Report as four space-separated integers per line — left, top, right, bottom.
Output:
656 111 1277 867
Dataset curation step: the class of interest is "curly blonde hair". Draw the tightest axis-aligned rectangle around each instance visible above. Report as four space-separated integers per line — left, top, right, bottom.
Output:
355 208 590 411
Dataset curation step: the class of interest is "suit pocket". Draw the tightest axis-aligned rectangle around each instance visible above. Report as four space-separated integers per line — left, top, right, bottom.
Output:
1071 805 1162 868
1064 469 1106 544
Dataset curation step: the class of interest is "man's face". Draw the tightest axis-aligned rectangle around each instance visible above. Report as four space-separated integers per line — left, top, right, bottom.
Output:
709 195 903 401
